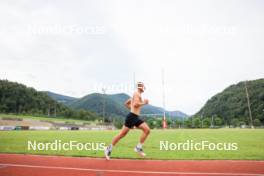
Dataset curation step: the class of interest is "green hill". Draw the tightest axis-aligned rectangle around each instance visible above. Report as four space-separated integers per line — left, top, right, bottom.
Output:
0 80 67 115
44 91 77 105
0 80 99 121
69 93 129 119
67 93 188 119
195 79 264 126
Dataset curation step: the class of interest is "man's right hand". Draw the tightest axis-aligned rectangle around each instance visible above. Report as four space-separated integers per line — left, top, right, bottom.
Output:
144 99 149 105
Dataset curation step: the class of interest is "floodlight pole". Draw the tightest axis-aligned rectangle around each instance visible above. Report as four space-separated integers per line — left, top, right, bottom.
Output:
48 104 50 117
102 88 107 123
162 69 167 129
133 72 136 90
201 112 204 128
211 115 214 128
244 81 253 128
54 104 56 117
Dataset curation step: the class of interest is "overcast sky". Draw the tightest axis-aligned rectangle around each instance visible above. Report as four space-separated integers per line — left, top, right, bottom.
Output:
0 0 263 115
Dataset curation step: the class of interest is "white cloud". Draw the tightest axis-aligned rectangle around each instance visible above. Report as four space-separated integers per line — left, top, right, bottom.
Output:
0 0 263 115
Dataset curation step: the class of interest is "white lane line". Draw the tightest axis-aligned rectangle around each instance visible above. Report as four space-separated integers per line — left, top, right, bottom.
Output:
0 165 8 169
2 154 264 163
0 163 263 176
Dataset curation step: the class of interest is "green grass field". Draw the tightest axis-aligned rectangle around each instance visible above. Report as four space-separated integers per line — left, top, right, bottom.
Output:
0 129 264 160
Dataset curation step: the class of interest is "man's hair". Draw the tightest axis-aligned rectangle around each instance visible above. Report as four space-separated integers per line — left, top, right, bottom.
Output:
137 82 144 88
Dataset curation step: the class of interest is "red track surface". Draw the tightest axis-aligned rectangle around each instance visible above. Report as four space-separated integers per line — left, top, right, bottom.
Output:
0 154 263 176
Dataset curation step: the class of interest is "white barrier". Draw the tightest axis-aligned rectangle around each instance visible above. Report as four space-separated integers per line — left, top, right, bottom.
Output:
59 127 71 130
0 126 16 130
29 126 50 130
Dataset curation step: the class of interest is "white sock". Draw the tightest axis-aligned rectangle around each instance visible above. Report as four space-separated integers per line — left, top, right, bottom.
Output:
108 144 113 151
137 143 143 149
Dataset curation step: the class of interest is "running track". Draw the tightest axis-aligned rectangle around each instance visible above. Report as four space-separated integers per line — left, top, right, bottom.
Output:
0 154 263 176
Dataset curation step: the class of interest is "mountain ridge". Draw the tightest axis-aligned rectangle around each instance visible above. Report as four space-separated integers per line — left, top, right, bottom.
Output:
47 91 189 119
195 79 264 125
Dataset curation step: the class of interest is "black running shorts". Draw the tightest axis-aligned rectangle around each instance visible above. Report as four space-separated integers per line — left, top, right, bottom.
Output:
124 112 144 129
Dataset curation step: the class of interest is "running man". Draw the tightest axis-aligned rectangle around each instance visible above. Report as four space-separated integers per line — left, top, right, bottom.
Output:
104 82 150 160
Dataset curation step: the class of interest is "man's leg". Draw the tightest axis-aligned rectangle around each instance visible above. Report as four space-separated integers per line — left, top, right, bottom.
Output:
112 125 130 146
105 125 130 160
137 122 150 144
134 122 150 156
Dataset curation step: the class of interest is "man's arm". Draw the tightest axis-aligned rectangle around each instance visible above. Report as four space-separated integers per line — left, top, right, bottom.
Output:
124 98 132 109
133 92 149 108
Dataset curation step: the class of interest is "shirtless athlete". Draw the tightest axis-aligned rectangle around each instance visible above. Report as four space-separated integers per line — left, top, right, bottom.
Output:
104 82 150 160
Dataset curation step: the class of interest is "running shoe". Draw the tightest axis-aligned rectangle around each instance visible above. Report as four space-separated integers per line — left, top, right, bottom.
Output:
104 146 112 160
134 146 146 157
